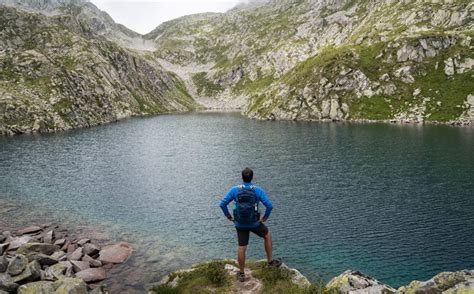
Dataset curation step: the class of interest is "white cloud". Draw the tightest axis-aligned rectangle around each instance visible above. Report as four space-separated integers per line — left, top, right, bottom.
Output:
90 0 239 34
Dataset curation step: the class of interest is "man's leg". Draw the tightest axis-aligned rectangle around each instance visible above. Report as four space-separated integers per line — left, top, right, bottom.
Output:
264 232 272 263
238 245 246 273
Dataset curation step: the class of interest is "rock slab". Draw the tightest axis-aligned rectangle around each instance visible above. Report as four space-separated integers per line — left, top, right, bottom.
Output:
98 242 132 264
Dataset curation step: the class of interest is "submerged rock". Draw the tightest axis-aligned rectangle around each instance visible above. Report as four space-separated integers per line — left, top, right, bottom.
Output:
98 242 132 264
75 268 107 283
326 270 396 293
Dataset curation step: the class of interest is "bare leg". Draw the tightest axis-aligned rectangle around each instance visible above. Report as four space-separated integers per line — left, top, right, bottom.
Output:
264 232 273 262
238 246 247 273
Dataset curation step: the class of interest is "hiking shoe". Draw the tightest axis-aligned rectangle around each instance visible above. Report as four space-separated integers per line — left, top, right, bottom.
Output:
237 271 246 282
268 258 282 268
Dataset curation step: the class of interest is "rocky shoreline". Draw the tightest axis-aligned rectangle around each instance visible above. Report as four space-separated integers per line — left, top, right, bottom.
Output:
154 262 474 294
2 223 473 293
0 224 132 293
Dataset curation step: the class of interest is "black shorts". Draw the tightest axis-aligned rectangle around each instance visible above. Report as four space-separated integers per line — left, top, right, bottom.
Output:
236 223 269 246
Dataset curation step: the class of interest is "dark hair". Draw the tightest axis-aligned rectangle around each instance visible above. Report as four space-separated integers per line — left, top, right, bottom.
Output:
242 168 253 183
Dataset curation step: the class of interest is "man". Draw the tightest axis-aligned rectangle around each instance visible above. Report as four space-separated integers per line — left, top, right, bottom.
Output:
219 167 281 282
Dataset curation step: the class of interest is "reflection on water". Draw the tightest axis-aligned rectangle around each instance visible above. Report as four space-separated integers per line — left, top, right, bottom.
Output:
1 112 474 292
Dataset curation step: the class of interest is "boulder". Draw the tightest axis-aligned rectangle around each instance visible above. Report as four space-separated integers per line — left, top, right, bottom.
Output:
76 239 90 246
43 262 67 281
82 255 102 268
17 226 41 235
53 239 66 247
7 254 28 276
398 270 474 293
7 236 32 251
75 268 107 283
51 250 66 260
26 253 58 267
17 281 55 294
0 273 19 292
11 261 41 284
52 277 87 294
0 235 5 244
82 243 100 256
326 270 396 293
0 257 7 273
68 247 83 261
98 242 132 264
18 277 87 294
44 230 54 244
71 260 90 273
59 261 74 278
17 243 59 256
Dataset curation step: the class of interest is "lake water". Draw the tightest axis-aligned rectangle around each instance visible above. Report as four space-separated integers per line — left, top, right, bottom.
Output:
1 112 473 292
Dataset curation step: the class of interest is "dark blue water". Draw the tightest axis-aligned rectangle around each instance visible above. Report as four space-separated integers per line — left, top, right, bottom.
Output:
1 112 474 291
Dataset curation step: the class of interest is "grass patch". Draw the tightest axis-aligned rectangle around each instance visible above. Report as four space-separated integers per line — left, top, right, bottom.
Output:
192 72 224 97
150 260 233 294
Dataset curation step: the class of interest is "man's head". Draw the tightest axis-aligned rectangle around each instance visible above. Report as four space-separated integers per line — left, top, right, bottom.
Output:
242 167 253 183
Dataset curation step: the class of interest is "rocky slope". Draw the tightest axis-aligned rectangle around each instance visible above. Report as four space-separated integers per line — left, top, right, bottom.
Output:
146 0 474 124
0 5 196 135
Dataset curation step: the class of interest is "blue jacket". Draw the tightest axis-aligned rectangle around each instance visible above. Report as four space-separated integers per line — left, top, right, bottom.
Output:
219 182 273 228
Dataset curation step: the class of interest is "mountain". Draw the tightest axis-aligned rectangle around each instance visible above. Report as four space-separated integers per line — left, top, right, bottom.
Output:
1 0 473 135
0 5 196 135
0 0 155 50
145 0 474 124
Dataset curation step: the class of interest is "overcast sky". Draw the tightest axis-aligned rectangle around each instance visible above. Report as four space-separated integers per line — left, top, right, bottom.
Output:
90 0 240 34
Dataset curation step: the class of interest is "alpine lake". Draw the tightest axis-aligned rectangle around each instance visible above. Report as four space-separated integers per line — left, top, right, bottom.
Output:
1 112 473 292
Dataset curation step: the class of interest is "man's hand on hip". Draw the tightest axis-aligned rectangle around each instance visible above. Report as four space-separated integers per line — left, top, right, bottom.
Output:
260 217 268 223
227 215 234 222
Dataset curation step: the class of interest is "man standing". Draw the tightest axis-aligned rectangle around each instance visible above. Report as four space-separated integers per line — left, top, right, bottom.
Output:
219 167 281 282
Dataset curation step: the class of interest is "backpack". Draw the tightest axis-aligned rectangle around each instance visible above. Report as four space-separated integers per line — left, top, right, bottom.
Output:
233 185 260 224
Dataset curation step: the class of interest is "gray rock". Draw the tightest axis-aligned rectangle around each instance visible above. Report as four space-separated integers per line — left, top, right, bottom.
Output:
44 230 54 244
71 260 90 273
0 257 7 273
53 239 66 247
82 255 102 268
43 262 67 281
82 243 100 256
398 270 474 293
76 239 90 246
11 261 41 284
7 254 28 276
51 250 66 260
7 236 32 251
0 273 19 292
17 226 41 235
17 277 87 294
326 270 396 293
17 243 59 256
17 281 55 293
26 253 58 267
68 247 83 261
75 268 107 283
0 235 5 244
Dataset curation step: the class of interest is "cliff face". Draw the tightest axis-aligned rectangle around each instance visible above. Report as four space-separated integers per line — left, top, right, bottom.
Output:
0 6 196 135
146 0 474 124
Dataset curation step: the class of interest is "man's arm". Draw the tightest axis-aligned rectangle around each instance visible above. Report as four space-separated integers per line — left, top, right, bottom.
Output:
219 187 236 220
258 188 273 222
